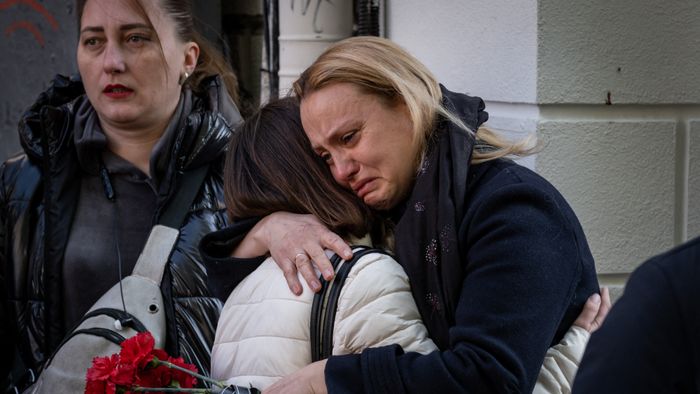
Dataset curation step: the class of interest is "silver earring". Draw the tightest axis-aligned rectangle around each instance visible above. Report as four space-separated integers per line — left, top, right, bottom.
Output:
179 71 189 85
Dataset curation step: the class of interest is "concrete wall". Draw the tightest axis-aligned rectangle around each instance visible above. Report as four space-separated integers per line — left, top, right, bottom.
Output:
388 0 700 298
0 1 78 162
537 0 700 297
386 0 540 170
538 0 700 105
387 0 538 103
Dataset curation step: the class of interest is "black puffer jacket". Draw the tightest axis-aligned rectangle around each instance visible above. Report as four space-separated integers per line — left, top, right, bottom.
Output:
0 74 241 386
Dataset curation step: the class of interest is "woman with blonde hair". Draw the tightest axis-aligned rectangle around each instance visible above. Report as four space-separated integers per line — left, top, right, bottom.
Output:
203 97 607 393
227 37 608 393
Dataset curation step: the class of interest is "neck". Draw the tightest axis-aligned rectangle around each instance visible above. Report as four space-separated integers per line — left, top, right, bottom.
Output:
101 121 168 176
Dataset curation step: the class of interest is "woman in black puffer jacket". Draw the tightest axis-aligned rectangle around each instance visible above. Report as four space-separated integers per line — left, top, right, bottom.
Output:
0 0 241 391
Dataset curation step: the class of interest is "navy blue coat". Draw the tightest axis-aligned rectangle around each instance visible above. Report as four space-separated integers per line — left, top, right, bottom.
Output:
324 159 599 393
573 236 700 394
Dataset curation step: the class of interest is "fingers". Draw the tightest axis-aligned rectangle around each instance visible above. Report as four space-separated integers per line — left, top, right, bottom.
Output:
321 231 353 261
263 360 328 394
264 212 348 294
592 287 611 333
574 292 602 333
305 231 352 284
295 252 321 292
574 287 613 333
279 257 303 296
305 243 335 282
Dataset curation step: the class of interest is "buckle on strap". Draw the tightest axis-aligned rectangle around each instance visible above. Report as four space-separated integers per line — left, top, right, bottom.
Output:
5 368 36 394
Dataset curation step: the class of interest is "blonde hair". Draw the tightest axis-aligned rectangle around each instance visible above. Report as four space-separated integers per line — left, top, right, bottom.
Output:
293 36 536 163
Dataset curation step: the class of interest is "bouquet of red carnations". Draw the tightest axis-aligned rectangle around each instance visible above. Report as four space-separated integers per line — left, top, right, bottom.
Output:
85 332 255 394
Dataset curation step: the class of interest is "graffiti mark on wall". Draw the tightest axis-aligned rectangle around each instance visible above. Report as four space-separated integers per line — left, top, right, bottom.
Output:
1 0 60 47
291 0 334 34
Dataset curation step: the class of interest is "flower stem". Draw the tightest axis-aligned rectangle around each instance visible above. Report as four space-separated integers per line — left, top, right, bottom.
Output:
157 359 226 388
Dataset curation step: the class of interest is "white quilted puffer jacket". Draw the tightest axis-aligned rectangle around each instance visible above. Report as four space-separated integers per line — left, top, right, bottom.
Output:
211 249 589 392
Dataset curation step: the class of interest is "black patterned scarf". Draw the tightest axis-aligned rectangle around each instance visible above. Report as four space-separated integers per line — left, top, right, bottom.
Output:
393 86 488 349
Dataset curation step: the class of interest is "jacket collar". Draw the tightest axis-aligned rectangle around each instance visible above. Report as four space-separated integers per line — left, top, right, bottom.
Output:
17 74 242 171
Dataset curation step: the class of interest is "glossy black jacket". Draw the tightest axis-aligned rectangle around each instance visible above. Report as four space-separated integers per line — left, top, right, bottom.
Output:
0 74 241 385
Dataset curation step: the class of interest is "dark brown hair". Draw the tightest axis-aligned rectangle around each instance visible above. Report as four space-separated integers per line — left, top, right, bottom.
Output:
77 0 239 104
224 97 376 239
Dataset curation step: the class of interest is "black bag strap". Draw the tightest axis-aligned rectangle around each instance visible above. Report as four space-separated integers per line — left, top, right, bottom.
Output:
42 307 149 367
310 246 389 362
309 254 343 362
158 164 210 229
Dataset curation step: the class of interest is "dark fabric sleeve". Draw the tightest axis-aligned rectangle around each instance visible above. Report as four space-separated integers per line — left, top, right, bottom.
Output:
326 177 591 393
0 162 14 387
199 217 266 302
573 253 695 394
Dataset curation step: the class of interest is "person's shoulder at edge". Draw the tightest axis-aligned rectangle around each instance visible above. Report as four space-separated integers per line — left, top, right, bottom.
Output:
572 236 700 394
630 234 700 316
618 235 700 302
643 234 700 274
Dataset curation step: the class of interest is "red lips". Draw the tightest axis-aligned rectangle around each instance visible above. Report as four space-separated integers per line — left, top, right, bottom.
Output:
103 84 133 99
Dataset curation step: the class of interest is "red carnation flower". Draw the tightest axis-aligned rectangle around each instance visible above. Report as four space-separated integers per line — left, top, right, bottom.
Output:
86 354 119 383
84 331 241 393
85 379 106 394
120 331 156 369
137 363 173 388
110 362 137 387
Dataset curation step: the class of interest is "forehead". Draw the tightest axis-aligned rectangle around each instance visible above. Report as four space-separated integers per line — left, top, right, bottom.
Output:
308 83 365 105
301 83 374 123
81 0 167 30
301 84 368 139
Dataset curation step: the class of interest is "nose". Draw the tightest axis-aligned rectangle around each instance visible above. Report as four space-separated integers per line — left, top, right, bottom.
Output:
102 42 126 74
331 154 359 186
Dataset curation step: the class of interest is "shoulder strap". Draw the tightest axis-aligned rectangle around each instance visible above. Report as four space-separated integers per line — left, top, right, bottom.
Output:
310 246 390 361
158 164 210 228
131 225 179 282
131 165 210 282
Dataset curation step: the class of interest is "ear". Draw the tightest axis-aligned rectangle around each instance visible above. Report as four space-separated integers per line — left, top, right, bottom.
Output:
182 41 200 74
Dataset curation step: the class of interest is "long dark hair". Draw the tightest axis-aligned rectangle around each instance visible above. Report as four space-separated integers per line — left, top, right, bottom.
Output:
224 97 378 240
77 0 239 104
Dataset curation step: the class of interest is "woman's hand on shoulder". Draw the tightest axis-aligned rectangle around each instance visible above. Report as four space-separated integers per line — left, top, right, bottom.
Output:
238 212 352 295
263 359 327 394
574 287 611 333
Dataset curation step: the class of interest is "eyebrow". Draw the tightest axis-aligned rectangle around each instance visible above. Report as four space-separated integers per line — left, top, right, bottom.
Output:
310 121 358 152
80 23 153 35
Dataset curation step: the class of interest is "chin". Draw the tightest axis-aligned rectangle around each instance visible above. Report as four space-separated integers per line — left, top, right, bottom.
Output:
363 188 399 210
99 110 140 125
363 196 391 211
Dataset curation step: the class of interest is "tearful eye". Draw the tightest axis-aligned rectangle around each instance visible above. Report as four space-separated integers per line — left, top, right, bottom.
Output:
127 35 150 44
341 131 357 144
